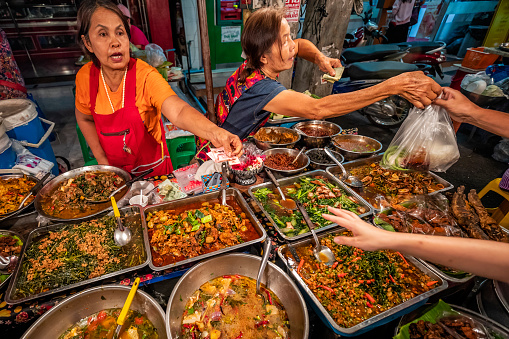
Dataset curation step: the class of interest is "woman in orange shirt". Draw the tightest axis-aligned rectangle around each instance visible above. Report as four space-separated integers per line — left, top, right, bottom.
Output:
75 0 241 176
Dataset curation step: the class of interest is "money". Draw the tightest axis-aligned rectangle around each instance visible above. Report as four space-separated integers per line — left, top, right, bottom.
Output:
207 147 240 165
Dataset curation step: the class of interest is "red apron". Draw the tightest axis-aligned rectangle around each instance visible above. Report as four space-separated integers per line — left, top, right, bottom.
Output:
89 58 173 176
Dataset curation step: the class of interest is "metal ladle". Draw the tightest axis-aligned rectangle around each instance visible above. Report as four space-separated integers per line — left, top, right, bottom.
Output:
111 196 132 246
324 147 363 188
256 238 272 300
264 167 296 210
296 200 336 266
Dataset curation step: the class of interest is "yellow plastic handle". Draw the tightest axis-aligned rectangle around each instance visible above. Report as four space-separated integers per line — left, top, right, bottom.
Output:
111 196 120 218
117 277 140 326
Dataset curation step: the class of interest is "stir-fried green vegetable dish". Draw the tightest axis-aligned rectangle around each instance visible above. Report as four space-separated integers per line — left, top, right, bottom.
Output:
253 175 368 237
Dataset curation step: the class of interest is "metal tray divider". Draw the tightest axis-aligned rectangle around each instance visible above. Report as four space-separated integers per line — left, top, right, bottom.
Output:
247 170 373 241
141 188 267 271
5 205 148 305
276 227 448 335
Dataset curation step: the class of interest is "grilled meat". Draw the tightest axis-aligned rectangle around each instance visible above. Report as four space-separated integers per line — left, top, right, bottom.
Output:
451 186 489 240
467 189 509 243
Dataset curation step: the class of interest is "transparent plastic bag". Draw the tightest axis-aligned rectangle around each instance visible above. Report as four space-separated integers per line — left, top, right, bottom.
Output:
381 104 460 172
145 43 166 68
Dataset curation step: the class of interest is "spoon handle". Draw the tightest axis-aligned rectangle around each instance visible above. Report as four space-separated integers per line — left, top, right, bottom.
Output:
264 167 286 199
296 201 321 250
290 147 306 165
324 147 348 180
117 277 140 326
221 162 227 206
256 239 272 295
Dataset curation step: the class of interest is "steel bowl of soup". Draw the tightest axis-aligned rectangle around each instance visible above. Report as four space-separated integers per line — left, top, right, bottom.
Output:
166 253 309 339
293 120 342 148
20 285 166 339
332 134 382 160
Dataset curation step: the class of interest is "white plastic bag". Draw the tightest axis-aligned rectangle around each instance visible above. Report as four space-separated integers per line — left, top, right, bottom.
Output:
381 104 460 172
145 43 166 68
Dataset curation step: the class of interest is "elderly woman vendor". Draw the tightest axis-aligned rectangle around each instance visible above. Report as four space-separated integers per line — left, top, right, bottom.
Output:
75 0 241 176
195 8 441 162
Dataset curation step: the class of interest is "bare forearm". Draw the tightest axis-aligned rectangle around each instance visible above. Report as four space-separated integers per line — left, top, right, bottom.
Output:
166 103 223 141
75 109 108 164
381 232 509 283
465 107 509 139
295 39 323 64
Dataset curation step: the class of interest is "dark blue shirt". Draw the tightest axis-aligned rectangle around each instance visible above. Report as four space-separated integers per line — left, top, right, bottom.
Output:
220 78 286 139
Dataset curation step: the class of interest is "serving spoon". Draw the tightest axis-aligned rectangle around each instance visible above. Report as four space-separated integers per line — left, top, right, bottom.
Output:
111 196 132 246
296 200 336 266
324 147 363 188
113 277 140 339
17 172 51 209
256 238 272 302
220 162 234 211
85 168 154 204
290 146 306 165
264 167 296 210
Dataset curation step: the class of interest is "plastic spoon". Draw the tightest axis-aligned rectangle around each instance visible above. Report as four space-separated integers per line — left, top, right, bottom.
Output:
324 147 363 188
113 277 140 339
296 200 336 266
264 167 296 210
111 196 132 246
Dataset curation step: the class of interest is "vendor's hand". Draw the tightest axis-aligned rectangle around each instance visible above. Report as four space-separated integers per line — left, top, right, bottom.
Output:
210 128 243 157
322 206 389 251
389 71 442 109
316 54 342 77
433 87 481 123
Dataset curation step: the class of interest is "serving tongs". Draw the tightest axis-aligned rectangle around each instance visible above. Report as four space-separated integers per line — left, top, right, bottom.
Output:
17 172 51 209
86 168 154 204
296 200 336 266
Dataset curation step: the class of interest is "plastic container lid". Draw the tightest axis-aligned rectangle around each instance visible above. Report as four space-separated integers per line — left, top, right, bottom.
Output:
0 99 38 131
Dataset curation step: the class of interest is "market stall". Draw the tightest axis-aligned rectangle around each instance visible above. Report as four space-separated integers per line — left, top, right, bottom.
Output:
1 114 509 339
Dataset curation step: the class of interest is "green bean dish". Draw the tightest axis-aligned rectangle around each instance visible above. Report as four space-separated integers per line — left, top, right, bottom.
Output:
253 175 368 237
13 215 145 300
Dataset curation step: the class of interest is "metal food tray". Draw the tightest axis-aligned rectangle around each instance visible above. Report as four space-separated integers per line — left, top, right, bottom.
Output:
248 170 373 241
0 229 24 290
0 174 39 223
34 165 131 223
5 206 148 304
142 188 266 271
277 228 448 336
326 154 454 211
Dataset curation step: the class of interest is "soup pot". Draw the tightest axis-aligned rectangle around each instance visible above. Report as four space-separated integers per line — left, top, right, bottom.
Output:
166 253 309 339
21 285 166 339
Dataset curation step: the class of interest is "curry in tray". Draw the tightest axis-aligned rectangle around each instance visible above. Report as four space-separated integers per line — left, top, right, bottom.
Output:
146 199 259 267
40 171 125 219
181 275 290 339
288 232 436 328
13 215 145 300
0 176 36 215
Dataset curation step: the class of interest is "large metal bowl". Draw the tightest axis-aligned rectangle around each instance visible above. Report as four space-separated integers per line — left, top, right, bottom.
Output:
34 165 131 222
293 120 342 148
262 148 310 175
0 173 39 222
332 134 382 161
20 285 166 339
253 127 301 150
306 148 344 170
166 253 309 339
460 87 506 107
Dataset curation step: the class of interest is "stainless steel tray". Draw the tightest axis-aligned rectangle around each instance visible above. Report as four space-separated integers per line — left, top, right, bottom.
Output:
34 165 131 222
494 280 509 315
142 188 266 271
0 174 39 223
248 170 373 241
5 206 148 304
277 228 448 336
0 229 24 290
326 154 454 211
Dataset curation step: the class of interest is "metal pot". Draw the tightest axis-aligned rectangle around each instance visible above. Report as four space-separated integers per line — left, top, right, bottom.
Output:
262 148 310 176
166 253 309 339
21 285 166 339
331 135 382 161
252 127 301 150
34 165 131 222
0 174 39 222
293 120 342 148
306 148 344 170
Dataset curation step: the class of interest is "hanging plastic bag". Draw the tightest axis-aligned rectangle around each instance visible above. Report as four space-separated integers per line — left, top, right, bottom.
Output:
381 104 460 172
145 43 166 68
